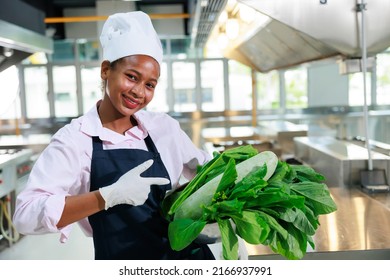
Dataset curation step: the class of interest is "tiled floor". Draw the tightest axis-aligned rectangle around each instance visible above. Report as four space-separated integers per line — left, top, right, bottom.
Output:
0 223 94 260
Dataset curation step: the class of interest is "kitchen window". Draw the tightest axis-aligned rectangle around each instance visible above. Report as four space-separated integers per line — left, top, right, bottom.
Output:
201 60 225 112
256 70 280 109
229 60 252 110
147 62 169 112
284 67 308 109
375 51 390 105
24 66 50 118
348 72 372 106
0 66 21 120
81 66 101 113
53 66 78 117
172 61 196 112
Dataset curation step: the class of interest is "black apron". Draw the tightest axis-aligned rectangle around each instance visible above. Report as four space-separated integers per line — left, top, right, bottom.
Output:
88 134 215 260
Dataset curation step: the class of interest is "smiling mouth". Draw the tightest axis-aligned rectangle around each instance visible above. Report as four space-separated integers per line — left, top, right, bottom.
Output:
122 94 140 109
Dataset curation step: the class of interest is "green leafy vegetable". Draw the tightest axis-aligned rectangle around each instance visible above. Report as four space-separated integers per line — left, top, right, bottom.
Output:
167 145 258 216
217 218 239 260
163 145 338 260
172 149 278 220
168 218 207 251
291 182 337 215
232 210 270 244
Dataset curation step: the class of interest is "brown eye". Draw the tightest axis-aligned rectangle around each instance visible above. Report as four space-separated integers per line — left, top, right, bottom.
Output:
146 83 156 89
126 74 137 81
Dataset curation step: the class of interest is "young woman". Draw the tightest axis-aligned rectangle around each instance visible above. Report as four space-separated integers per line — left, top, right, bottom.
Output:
13 11 215 260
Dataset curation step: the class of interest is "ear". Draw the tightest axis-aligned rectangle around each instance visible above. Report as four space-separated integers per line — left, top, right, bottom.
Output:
101 60 110 80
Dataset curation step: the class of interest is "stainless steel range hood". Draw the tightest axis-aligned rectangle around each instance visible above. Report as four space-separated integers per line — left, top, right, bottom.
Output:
225 0 390 73
0 19 53 72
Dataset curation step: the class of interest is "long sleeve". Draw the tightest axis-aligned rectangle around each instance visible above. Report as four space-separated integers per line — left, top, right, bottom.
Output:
13 128 90 241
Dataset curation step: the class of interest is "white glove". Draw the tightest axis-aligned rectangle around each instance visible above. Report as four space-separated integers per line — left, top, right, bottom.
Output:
99 159 170 210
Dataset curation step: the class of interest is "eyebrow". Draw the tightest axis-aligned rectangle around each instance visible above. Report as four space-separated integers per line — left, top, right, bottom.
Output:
127 69 158 83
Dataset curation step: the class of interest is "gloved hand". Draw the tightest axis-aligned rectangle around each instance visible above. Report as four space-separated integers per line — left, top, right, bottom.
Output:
99 159 170 210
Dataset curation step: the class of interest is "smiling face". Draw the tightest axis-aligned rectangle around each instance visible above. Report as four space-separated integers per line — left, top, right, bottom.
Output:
100 55 160 118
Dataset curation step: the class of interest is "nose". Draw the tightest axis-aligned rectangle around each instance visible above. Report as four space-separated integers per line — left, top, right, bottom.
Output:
131 82 145 98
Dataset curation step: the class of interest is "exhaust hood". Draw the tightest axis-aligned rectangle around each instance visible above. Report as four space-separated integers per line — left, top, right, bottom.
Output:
0 19 53 72
222 0 390 73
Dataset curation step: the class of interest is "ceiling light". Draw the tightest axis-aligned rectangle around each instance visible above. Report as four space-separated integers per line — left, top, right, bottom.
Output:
218 10 228 23
226 18 239 40
239 4 256 24
3 47 14 57
217 33 228 49
226 0 237 12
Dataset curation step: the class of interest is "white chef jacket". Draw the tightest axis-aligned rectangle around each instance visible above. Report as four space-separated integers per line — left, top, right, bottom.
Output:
13 102 211 242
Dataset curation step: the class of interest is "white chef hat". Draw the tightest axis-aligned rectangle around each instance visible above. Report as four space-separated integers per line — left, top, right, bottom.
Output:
99 11 163 67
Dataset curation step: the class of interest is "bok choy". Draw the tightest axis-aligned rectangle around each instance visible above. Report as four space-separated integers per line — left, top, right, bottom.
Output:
162 145 337 260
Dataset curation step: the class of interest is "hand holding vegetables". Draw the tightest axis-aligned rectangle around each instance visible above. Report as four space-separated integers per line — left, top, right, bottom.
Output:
100 159 170 209
162 145 337 260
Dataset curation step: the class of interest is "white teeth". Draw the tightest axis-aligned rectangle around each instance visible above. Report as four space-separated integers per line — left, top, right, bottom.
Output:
124 96 137 104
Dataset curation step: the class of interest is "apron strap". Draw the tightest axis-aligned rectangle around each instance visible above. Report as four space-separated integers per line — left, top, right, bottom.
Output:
92 136 103 151
144 134 157 154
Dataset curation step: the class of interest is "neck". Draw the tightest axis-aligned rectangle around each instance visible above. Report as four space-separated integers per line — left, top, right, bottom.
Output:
97 100 136 135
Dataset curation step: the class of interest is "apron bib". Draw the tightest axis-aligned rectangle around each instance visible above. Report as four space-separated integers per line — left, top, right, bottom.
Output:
88 134 215 260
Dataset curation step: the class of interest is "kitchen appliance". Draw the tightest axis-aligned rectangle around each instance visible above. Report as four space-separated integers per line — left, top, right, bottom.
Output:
0 148 34 250
0 19 53 72
230 0 390 73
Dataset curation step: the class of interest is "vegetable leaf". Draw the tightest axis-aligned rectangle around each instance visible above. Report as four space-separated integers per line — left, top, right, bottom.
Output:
291 182 337 214
232 211 270 244
203 199 245 221
215 158 237 195
228 164 268 199
290 165 325 183
280 207 316 236
168 218 207 251
217 218 239 260
268 224 305 260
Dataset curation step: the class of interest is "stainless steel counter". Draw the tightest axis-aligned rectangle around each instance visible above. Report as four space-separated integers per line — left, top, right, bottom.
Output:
294 136 390 189
0 134 51 154
257 121 308 154
201 126 266 143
